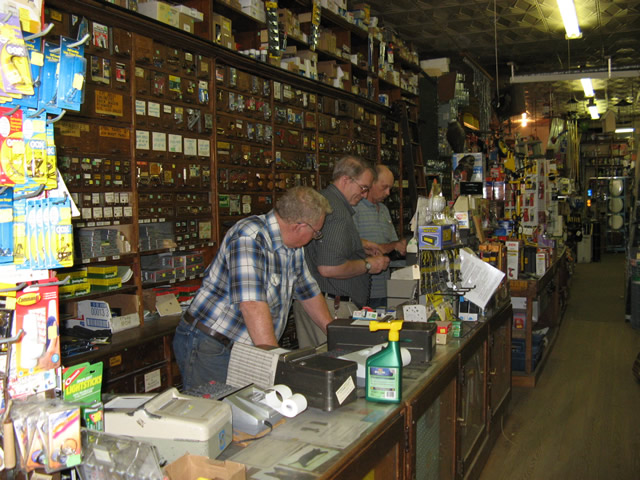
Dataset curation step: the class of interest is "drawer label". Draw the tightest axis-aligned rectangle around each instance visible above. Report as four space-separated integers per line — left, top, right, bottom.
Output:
144 369 162 392
99 126 130 140
109 355 122 367
57 121 89 137
95 90 124 116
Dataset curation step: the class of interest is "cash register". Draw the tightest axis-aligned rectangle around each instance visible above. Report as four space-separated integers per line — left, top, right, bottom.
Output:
104 388 232 463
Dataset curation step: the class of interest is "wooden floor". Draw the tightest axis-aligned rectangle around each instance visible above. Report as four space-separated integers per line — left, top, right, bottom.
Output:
479 253 640 480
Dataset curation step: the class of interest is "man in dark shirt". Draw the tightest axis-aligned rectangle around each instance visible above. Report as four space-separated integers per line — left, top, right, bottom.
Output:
294 155 390 347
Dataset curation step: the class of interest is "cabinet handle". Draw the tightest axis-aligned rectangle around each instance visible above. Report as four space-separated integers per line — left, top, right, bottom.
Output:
457 417 466 426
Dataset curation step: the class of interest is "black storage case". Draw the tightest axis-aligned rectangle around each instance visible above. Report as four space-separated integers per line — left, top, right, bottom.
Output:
327 319 437 363
274 354 357 412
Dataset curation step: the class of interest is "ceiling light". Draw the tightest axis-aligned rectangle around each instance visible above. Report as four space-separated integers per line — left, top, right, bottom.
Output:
615 127 635 133
556 0 582 39
587 99 599 119
521 112 528 127
581 78 594 97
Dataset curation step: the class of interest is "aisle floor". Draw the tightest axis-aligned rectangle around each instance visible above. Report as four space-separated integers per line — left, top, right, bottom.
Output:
479 253 640 480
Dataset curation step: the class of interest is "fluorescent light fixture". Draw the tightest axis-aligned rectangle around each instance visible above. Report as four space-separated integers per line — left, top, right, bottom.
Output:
556 0 582 39
581 78 594 97
587 99 599 119
615 127 635 133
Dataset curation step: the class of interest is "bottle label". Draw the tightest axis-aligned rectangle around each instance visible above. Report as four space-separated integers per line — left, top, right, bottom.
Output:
368 367 399 401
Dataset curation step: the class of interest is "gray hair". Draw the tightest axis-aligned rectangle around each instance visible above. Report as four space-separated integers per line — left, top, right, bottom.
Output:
332 155 375 182
275 186 332 224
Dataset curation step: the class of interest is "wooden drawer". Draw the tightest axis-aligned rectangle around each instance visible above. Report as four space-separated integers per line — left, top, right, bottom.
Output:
104 364 169 394
102 340 166 382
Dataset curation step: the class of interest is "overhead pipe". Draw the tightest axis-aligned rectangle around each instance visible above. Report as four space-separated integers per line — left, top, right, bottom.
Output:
510 65 640 83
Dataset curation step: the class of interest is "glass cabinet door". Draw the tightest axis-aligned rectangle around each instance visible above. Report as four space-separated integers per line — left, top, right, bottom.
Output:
458 340 487 473
415 377 456 480
489 321 511 416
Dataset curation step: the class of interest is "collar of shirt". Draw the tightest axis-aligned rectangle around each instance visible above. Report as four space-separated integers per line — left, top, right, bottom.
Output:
263 210 294 255
325 183 356 215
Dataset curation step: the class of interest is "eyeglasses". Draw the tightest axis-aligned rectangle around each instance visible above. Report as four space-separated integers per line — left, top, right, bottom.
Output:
350 177 370 194
301 222 323 240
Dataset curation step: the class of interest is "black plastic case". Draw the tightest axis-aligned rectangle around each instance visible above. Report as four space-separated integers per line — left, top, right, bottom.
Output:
327 319 437 363
275 354 357 411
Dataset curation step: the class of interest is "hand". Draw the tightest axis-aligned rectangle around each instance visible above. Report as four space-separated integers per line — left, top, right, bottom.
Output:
395 238 408 256
367 255 390 274
362 239 384 256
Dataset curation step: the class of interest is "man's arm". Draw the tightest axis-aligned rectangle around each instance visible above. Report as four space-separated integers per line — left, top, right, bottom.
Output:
239 301 279 347
375 238 408 255
318 255 389 278
299 293 333 334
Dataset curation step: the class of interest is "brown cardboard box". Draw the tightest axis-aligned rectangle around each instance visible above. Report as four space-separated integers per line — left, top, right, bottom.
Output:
164 454 245 480
212 13 232 43
318 60 337 78
178 12 195 33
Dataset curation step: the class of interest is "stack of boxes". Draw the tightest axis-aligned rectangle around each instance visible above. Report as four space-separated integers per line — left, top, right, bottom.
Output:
139 222 176 252
59 269 91 299
212 13 235 50
77 228 124 259
136 1 203 34
87 265 122 292
141 252 205 284
240 0 266 22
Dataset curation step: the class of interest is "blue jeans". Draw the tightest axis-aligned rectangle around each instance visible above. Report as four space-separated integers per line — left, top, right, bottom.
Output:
172 318 232 391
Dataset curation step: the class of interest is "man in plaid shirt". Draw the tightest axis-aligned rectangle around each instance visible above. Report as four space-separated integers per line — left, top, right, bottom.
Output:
173 186 334 388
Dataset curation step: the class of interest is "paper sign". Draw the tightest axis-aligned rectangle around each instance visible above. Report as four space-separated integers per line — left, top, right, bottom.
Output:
155 294 182 316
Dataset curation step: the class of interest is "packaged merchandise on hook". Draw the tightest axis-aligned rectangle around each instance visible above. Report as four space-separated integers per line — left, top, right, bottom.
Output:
11 398 82 473
0 277 62 407
0 13 34 100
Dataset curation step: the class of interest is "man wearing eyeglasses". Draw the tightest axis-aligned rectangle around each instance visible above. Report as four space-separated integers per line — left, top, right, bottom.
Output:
354 165 407 308
173 186 335 389
294 155 390 348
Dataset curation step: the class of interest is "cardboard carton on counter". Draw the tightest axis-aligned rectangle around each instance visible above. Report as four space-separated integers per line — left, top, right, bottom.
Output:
164 454 245 480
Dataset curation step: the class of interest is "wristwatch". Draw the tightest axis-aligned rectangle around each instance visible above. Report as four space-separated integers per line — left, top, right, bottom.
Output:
364 259 372 272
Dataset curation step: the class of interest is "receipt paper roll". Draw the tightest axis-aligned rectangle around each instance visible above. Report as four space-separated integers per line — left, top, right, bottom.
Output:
264 384 293 409
280 393 308 417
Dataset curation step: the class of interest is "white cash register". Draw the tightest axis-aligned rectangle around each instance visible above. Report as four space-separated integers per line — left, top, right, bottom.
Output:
104 388 232 463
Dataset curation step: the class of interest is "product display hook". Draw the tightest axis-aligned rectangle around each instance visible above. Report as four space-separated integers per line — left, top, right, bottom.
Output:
0 329 24 345
0 283 27 293
23 23 54 41
51 33 90 53
1 105 19 117
14 184 45 200
47 110 66 124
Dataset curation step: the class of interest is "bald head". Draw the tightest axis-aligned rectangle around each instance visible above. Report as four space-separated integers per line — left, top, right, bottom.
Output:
368 165 395 204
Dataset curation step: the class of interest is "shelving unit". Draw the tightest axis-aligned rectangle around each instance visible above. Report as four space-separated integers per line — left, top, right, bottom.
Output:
588 176 630 253
42 0 429 381
509 250 569 387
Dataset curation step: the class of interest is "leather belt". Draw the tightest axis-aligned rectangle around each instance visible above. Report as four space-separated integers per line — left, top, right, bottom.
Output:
184 311 233 348
323 292 352 303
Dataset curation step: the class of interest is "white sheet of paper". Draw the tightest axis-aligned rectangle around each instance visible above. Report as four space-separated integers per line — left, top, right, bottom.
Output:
459 248 505 309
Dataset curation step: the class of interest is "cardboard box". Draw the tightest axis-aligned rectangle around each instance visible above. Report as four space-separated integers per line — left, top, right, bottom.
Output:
212 13 232 43
73 295 140 333
175 4 204 21
137 1 179 27
418 224 455 250
178 13 195 33
164 454 245 480
318 60 337 78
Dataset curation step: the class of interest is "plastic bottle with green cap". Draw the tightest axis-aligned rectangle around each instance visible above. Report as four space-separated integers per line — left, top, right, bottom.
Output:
365 319 404 404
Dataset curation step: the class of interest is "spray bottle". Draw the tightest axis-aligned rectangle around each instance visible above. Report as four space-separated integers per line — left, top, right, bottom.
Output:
365 319 404 404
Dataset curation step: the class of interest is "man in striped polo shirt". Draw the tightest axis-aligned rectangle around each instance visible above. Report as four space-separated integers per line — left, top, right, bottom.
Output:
295 156 390 347
354 165 407 308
